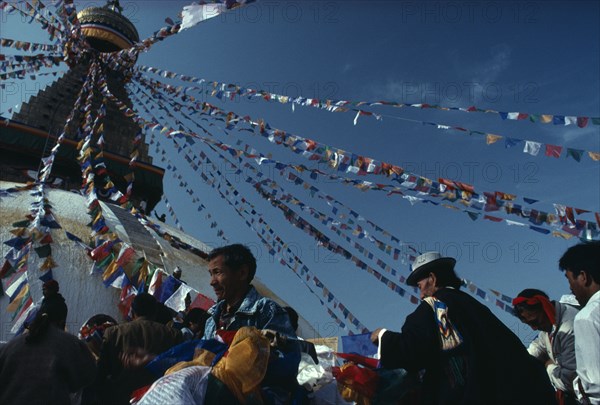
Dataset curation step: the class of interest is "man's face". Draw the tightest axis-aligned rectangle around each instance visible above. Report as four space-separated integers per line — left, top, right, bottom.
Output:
518 308 552 332
208 255 247 304
565 269 588 306
417 274 437 299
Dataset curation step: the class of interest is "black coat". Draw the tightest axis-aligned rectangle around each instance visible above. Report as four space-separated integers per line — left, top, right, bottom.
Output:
380 288 556 404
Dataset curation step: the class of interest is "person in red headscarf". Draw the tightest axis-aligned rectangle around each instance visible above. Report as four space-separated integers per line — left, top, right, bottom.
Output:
513 289 579 405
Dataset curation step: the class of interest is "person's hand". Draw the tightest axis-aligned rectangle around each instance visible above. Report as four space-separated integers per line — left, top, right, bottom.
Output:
120 348 156 369
261 329 287 347
370 328 384 345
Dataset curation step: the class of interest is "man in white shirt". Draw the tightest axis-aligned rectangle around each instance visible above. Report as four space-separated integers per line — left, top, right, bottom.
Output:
559 241 600 404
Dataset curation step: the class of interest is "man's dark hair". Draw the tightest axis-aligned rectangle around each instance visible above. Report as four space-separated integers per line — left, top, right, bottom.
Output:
155 303 176 325
131 293 157 318
26 295 68 343
513 289 549 319
559 241 600 283
184 308 209 328
207 244 257 281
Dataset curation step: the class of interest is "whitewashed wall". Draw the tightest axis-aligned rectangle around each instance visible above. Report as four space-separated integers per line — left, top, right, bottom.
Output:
0 182 320 340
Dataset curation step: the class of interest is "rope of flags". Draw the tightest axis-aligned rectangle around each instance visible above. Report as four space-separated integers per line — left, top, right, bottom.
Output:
131 76 517 322
374 115 599 162
163 196 184 232
0 60 98 333
0 37 61 52
142 101 230 244
131 74 599 241
127 75 552 311
136 64 600 129
133 72 600 163
4 0 595 334
127 83 367 334
0 1 64 42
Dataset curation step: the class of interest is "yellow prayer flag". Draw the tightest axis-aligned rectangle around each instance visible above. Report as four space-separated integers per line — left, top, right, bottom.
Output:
7 284 29 313
102 260 119 281
10 228 28 237
40 256 57 271
552 231 574 240
486 134 503 145
588 151 600 161
540 115 553 123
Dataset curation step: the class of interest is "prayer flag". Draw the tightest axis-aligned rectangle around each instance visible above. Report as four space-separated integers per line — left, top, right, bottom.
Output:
189 292 215 311
164 283 193 312
545 144 563 158
341 332 377 357
34 244 52 258
566 148 583 162
523 141 541 156
7 283 29 312
180 3 227 30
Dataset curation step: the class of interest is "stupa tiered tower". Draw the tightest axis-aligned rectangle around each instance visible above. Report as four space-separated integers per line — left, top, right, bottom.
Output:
2 0 163 211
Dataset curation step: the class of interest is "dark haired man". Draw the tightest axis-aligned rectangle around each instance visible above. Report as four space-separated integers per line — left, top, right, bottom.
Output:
513 288 578 404
95 292 183 405
0 293 96 404
559 241 600 404
371 251 555 404
203 243 296 339
40 279 68 330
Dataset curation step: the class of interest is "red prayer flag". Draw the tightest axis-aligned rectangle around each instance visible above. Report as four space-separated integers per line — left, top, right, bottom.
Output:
190 293 215 311
545 144 563 158
577 117 589 128
216 330 237 346
336 352 379 369
484 215 503 222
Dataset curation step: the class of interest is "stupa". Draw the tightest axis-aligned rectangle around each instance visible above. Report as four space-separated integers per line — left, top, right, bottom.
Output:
0 1 319 340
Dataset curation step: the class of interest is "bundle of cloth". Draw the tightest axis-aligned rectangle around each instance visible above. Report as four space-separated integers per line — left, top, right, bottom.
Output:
133 327 309 404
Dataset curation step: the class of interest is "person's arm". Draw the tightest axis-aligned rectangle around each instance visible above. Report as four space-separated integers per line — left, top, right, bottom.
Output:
260 300 298 339
546 328 577 392
374 303 438 370
526 334 548 361
96 326 120 379
574 314 600 403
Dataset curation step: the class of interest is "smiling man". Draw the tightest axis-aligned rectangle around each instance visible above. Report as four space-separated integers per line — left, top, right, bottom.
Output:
559 241 600 405
202 243 297 340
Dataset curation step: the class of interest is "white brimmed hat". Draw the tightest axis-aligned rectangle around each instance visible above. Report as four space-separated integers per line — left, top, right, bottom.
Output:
406 251 456 286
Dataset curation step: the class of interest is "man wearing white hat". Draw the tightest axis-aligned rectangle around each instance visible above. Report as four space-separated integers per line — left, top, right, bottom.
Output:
371 252 555 404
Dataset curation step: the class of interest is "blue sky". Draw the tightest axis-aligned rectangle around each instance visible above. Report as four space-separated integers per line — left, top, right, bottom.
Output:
2 1 599 343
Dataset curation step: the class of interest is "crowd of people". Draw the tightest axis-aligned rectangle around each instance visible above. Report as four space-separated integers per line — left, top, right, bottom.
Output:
0 241 597 404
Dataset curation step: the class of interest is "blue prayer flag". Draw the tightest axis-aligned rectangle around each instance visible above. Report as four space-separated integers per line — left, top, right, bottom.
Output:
341 332 377 357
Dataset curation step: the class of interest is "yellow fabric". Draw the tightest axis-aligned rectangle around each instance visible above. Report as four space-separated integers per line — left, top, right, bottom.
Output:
165 349 216 375
336 363 372 405
80 27 132 50
338 385 371 405
211 326 270 404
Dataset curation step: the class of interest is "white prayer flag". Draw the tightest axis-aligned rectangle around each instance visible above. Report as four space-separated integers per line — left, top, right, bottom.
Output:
523 141 541 156
180 3 227 31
